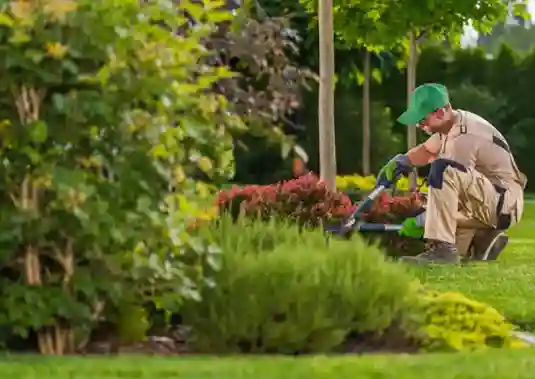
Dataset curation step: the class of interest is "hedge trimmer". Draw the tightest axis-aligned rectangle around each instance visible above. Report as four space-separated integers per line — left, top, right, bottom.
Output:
325 171 424 237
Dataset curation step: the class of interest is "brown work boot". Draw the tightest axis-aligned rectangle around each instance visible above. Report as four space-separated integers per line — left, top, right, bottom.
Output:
400 239 461 265
469 229 509 261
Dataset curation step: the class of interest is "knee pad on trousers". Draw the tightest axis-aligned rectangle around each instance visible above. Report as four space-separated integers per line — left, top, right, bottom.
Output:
428 158 467 189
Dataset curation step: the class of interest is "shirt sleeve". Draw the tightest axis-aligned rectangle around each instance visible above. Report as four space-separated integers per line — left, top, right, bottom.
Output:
423 133 442 155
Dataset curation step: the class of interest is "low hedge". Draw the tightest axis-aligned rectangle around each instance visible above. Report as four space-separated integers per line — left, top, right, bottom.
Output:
182 217 416 354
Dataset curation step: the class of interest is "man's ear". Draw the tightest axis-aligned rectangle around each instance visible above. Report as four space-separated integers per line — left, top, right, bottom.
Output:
433 108 446 118
436 105 452 118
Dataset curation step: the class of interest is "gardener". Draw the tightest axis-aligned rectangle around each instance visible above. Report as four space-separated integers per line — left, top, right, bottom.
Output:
378 83 527 264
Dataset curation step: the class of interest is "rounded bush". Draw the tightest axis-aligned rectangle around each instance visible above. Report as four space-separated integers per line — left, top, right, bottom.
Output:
181 218 416 354
412 290 529 352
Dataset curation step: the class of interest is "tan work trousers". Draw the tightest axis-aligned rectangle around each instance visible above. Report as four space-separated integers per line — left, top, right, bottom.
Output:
423 166 523 256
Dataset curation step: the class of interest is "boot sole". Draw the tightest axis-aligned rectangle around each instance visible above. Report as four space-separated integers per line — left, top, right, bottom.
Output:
482 234 509 261
472 234 509 261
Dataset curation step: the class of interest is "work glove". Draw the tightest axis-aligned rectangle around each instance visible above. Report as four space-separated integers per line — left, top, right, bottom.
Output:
398 217 424 239
376 154 413 187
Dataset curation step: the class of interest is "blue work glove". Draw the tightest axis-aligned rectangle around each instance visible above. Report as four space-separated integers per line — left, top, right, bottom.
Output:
376 154 413 187
398 217 424 239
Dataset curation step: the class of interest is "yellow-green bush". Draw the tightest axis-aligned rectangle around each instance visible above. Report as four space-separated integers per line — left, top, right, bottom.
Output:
412 289 528 352
336 174 429 193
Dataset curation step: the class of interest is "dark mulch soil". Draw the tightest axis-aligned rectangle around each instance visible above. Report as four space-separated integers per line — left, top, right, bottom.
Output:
84 326 193 355
3 322 419 356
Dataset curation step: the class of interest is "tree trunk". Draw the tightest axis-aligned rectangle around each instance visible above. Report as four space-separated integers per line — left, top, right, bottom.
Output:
362 50 371 176
318 0 337 190
407 31 418 190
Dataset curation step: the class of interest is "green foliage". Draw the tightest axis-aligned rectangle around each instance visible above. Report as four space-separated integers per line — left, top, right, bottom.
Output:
448 48 490 87
0 0 243 354
412 290 528 352
302 0 529 60
181 217 416 354
116 305 150 345
300 84 402 175
480 23 535 55
416 45 449 84
449 83 509 127
233 134 294 185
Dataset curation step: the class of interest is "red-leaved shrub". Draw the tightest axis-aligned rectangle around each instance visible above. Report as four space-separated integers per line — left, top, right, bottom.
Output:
216 175 427 256
216 173 356 226
361 192 426 223
361 191 426 258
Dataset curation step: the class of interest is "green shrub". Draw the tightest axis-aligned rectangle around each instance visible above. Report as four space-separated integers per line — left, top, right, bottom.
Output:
116 305 150 345
411 289 529 352
182 217 416 354
0 0 241 355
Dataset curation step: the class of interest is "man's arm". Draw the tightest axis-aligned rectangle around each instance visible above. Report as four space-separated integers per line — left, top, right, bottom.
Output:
378 134 439 182
406 143 438 167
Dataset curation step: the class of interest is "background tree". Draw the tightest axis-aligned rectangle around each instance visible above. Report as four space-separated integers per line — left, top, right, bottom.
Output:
300 0 404 176
318 0 337 189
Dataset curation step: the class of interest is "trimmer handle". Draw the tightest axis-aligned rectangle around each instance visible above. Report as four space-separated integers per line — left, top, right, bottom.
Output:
339 172 402 234
375 167 406 189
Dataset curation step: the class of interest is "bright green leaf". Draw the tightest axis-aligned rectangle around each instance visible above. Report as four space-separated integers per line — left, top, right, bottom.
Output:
0 13 14 27
30 121 48 143
8 29 30 44
355 70 365 86
371 68 382 84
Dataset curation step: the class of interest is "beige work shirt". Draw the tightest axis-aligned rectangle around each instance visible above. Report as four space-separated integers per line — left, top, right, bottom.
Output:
423 109 527 213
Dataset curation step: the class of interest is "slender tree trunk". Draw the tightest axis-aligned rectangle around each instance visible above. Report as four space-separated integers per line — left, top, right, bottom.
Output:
318 0 337 190
362 50 371 176
407 31 418 190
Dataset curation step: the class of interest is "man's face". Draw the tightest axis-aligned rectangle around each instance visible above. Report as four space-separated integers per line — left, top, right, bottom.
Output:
417 108 452 134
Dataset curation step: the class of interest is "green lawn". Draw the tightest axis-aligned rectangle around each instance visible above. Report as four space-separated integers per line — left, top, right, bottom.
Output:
411 202 535 324
1 350 535 379
2 203 535 378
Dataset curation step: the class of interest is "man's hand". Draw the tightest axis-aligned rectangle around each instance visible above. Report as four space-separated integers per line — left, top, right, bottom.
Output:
377 154 412 186
398 217 424 239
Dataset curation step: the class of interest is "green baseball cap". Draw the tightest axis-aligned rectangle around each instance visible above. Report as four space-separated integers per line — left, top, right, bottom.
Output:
397 83 450 125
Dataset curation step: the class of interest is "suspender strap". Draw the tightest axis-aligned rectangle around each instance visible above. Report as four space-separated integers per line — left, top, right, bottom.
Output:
493 184 512 230
492 135 510 152
459 111 467 134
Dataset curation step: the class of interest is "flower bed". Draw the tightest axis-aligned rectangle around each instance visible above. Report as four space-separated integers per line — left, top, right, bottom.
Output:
337 174 428 203
215 174 426 257
216 173 356 226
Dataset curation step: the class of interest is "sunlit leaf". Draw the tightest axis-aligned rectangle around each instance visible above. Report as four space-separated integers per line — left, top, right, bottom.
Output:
0 12 14 26
30 121 48 143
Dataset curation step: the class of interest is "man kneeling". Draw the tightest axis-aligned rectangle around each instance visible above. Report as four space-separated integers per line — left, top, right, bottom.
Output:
378 83 527 264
